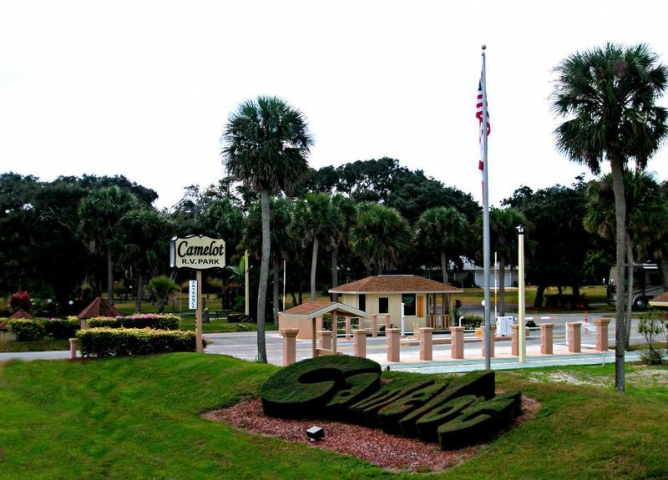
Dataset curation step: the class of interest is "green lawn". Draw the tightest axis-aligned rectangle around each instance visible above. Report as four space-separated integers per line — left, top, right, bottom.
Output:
0 354 666 479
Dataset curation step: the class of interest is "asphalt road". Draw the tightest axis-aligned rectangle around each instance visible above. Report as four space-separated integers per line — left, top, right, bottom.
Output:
0 312 644 373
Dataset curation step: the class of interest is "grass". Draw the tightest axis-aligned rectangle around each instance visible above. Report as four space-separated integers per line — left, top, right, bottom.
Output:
0 354 666 479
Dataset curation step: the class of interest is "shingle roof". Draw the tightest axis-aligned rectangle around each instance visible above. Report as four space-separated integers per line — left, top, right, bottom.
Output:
649 291 668 307
77 297 123 319
282 301 368 318
329 275 463 294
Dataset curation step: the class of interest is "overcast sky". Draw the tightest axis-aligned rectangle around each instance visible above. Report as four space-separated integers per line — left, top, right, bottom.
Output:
2 0 668 211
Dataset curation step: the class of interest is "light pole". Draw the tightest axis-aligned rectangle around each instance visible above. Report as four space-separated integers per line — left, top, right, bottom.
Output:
517 225 526 363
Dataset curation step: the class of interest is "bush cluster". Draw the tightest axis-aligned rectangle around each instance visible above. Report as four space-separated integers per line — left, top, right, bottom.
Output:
459 315 483 330
8 319 46 341
45 318 80 339
260 356 522 449
77 328 198 357
87 314 179 330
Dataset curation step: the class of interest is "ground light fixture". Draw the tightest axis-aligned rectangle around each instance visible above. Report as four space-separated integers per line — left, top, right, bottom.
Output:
306 426 324 441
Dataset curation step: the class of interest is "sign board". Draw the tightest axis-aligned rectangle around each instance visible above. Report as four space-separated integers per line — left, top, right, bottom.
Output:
170 235 226 269
189 280 198 309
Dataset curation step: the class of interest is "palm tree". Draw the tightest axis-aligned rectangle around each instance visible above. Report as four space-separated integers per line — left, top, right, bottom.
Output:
349 202 412 275
584 172 668 342
488 208 528 317
414 207 468 284
221 96 313 363
245 196 295 322
552 43 668 392
78 186 139 305
116 209 175 312
291 193 343 301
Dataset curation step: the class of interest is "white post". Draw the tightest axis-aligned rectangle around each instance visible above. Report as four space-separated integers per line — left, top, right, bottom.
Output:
517 225 526 363
244 250 250 316
400 303 405 336
282 258 286 311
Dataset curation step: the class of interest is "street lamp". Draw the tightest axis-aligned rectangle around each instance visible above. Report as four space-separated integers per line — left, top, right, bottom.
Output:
516 225 526 363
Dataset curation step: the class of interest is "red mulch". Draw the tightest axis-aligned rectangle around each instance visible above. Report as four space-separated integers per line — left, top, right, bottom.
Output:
203 395 540 474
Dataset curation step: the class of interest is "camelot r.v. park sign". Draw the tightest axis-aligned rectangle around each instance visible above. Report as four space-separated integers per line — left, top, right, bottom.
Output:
170 235 226 269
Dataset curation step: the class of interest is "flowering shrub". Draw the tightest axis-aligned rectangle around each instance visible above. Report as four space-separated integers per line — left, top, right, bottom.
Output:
87 314 179 330
10 290 32 313
77 328 198 357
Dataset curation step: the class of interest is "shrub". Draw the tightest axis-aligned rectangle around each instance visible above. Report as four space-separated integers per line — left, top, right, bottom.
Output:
8 319 45 341
459 315 483 330
261 355 381 419
10 290 32 313
45 318 80 339
260 358 521 450
638 311 666 365
87 314 179 330
77 328 198 357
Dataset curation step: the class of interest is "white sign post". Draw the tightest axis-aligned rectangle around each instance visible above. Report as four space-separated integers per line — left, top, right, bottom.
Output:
170 235 226 353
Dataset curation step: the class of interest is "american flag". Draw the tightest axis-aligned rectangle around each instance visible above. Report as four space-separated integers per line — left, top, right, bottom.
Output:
476 77 490 172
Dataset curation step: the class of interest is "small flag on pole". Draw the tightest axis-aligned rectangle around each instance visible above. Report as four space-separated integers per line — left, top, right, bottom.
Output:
476 77 490 172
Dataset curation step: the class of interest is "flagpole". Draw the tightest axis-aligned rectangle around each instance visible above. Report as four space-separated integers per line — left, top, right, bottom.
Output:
481 45 492 370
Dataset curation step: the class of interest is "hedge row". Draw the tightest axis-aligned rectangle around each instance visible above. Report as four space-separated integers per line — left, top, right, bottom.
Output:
77 328 198 357
87 314 179 330
260 356 522 449
8 318 80 341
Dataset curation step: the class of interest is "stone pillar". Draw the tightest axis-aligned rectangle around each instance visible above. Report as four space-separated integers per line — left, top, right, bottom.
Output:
511 324 519 356
384 314 391 332
419 327 433 361
594 318 611 352
345 317 352 340
567 322 582 353
386 328 400 362
69 338 77 359
353 329 367 358
79 319 87 330
450 326 464 359
319 331 332 351
540 323 554 355
371 314 378 337
280 328 299 366
482 326 496 358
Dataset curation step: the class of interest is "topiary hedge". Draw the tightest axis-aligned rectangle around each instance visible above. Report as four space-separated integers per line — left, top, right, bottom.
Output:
77 327 198 357
8 319 46 341
87 314 180 330
260 355 381 419
260 356 522 450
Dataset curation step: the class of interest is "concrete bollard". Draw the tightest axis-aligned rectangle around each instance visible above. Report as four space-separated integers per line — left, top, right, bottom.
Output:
371 314 378 337
594 318 611 351
386 328 400 362
482 326 496 358
280 328 299 366
567 322 582 353
419 327 433 361
319 331 332 351
511 324 519 356
540 323 554 354
450 326 464 359
69 338 77 359
383 314 391 332
353 329 367 358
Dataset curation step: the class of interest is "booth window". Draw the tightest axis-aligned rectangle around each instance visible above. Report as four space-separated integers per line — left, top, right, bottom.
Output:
402 294 416 316
379 297 389 314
